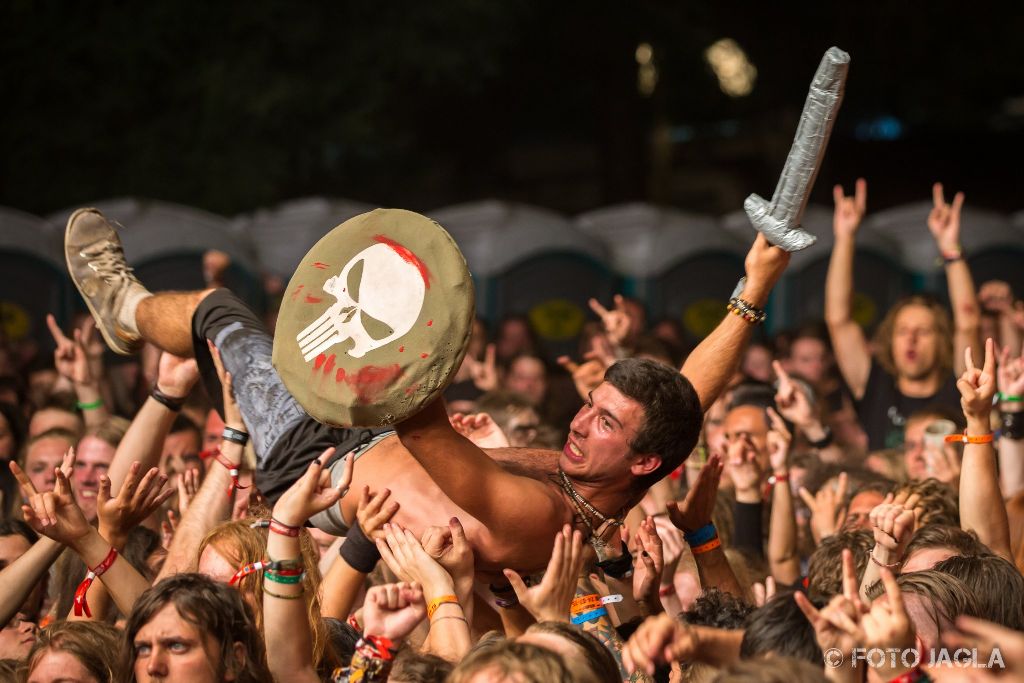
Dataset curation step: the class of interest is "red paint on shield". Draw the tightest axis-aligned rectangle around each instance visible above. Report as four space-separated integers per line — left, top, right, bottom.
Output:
420 353 429 359
373 235 431 289
291 285 304 301
345 364 403 404
398 346 405 353
305 295 323 304
323 354 336 374
335 368 346 383
427 320 433 327
314 354 327 370
312 262 330 269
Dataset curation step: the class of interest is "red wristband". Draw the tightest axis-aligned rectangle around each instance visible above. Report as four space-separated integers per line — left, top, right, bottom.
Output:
73 547 118 617
269 518 300 537
213 451 248 496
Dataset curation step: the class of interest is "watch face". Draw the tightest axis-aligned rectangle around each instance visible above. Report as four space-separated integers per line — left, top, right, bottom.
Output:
273 208 475 427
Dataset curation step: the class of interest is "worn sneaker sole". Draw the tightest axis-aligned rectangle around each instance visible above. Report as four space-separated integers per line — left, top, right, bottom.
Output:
64 208 143 355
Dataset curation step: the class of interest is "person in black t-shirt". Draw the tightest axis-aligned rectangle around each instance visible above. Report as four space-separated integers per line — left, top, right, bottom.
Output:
824 179 982 451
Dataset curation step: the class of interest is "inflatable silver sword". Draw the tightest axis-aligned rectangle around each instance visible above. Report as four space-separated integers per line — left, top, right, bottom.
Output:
745 46 850 251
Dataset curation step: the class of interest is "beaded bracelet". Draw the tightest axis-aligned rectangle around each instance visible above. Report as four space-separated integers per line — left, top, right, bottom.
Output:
727 297 767 325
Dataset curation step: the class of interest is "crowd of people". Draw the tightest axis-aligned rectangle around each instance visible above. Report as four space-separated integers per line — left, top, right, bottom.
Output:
0 180 1021 683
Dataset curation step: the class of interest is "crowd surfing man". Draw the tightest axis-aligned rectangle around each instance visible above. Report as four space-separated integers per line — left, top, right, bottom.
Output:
63 207 790 577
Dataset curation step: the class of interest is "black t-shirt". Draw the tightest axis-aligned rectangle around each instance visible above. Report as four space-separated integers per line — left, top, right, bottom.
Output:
855 361 961 451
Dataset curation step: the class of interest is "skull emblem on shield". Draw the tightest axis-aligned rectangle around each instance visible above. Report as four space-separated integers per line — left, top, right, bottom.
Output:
296 242 427 361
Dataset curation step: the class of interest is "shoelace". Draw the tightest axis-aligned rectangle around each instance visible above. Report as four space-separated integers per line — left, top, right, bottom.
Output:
81 242 136 282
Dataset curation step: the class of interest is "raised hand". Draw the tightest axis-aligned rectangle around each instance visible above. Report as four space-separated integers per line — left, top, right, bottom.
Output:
271 450 350 528
927 183 965 254
589 295 634 349
772 361 816 430
799 472 848 543
752 576 776 607
97 461 172 547
360 583 427 643
377 523 457 597
765 407 791 476
156 352 200 400
449 412 509 449
666 453 723 532
557 350 611 402
176 467 200 516
208 340 243 428
46 314 92 386
868 490 920 561
832 178 867 240
622 612 699 675
421 517 474 588
943 616 1024 682
463 344 498 392
742 234 791 307
794 549 866 660
958 339 997 423
997 343 1024 399
355 486 401 541
11 459 92 548
503 524 584 623
631 517 664 612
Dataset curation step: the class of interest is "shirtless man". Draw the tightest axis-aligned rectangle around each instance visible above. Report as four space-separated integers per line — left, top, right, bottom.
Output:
65 208 790 574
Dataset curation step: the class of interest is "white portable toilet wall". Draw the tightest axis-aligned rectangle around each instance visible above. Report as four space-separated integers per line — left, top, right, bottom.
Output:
49 199 263 310
576 203 745 346
430 200 612 361
723 205 907 332
231 197 374 282
0 207 71 348
867 202 1022 296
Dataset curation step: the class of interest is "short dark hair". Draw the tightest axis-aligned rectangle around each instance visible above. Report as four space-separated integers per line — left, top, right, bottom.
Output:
903 525 988 567
713 657 829 683
525 621 620 683
897 479 959 527
683 588 754 629
0 519 38 547
933 554 1024 631
740 591 823 664
604 358 701 491
806 529 873 602
391 648 453 683
169 414 202 441
121 573 271 683
727 382 776 413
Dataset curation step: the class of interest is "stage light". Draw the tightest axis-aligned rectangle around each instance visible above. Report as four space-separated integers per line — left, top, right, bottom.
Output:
705 38 756 97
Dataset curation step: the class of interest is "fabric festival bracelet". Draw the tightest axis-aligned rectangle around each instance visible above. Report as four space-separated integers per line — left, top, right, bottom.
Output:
339 522 381 573
427 595 459 619
683 523 717 547
944 431 994 445
264 571 304 585
690 537 722 555
570 607 609 625
268 518 300 537
73 547 119 617
76 399 103 411
998 393 1022 403
214 452 248 496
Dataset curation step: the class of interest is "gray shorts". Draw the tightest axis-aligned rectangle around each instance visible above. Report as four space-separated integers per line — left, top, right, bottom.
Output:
309 430 395 535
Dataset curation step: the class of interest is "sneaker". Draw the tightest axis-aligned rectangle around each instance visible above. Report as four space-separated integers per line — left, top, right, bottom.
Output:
64 208 147 355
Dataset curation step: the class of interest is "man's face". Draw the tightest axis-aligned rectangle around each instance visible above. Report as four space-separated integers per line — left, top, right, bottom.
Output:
505 357 546 406
891 305 940 381
74 435 115 522
723 406 769 471
132 603 225 683
0 612 36 660
844 490 885 531
160 430 203 488
23 437 71 493
742 346 773 383
505 407 540 448
0 534 43 617
27 409 81 438
203 410 224 453
562 382 654 484
702 397 729 460
788 337 829 385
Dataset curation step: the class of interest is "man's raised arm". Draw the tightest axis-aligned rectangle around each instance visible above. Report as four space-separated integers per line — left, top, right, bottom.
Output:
682 234 791 411
395 398 557 533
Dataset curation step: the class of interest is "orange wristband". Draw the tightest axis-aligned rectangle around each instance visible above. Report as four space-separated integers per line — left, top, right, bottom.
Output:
427 595 459 619
691 537 722 555
571 594 602 614
944 431 994 445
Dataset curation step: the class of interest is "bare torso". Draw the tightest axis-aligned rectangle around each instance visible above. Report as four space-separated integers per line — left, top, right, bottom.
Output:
339 435 577 575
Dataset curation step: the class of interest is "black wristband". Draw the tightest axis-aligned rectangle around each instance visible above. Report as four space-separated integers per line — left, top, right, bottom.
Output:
1002 411 1024 440
151 386 185 412
339 522 381 574
596 540 634 579
222 426 249 446
807 425 834 449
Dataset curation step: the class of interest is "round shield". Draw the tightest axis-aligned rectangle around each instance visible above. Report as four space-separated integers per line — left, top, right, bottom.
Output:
272 208 475 427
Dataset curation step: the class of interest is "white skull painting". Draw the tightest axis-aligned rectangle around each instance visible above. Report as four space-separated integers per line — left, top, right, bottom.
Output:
297 242 427 361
